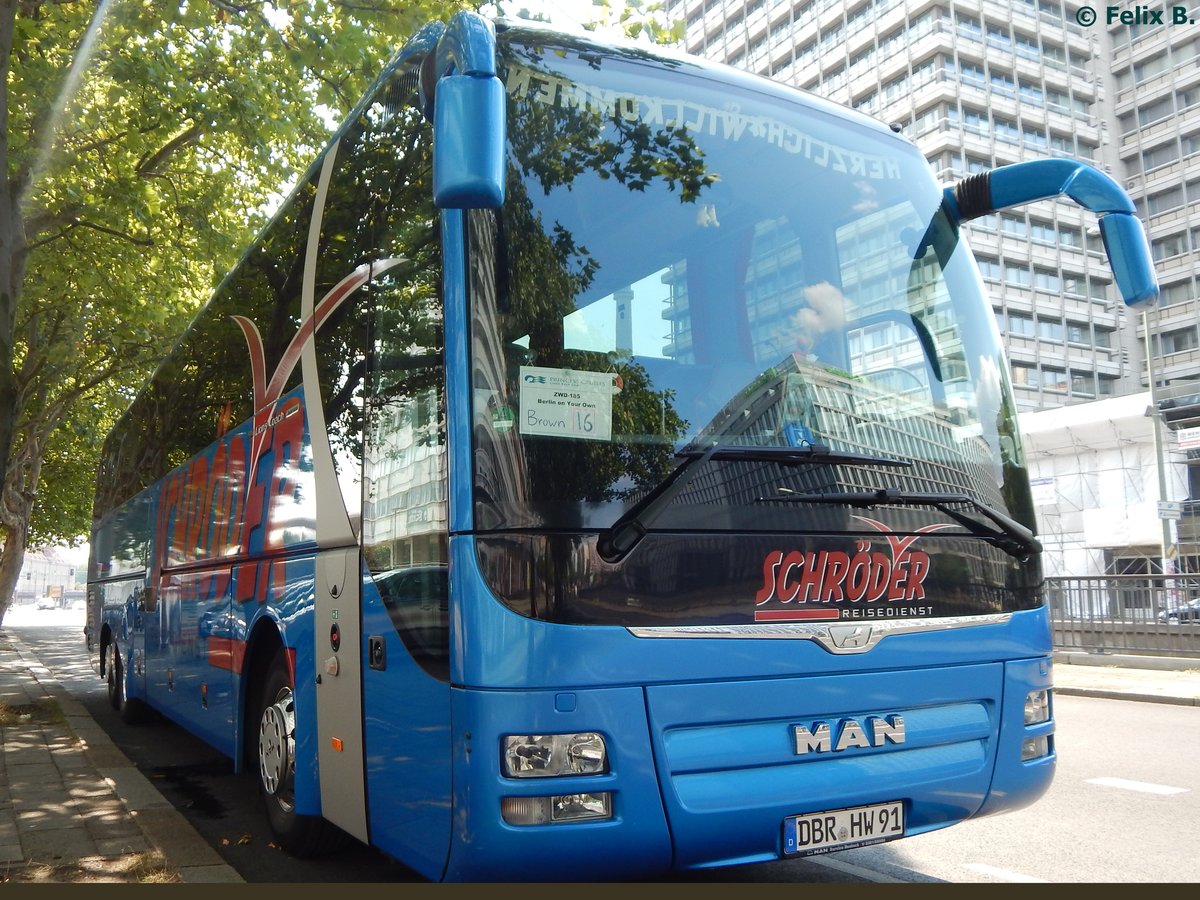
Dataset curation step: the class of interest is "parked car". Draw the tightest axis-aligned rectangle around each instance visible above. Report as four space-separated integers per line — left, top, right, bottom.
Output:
35 596 57 610
1158 597 1200 624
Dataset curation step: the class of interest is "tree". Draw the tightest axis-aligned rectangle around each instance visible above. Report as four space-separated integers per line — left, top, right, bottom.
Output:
0 0 467 626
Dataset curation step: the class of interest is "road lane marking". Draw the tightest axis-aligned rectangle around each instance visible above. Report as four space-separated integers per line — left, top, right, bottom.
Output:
1086 777 1189 796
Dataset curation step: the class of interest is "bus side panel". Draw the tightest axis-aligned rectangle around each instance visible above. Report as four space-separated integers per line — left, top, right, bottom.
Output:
88 489 155 678
443 685 672 882
361 579 452 881
145 567 235 756
96 577 144 690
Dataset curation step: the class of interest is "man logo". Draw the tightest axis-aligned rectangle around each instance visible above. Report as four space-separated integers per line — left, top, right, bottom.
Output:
828 624 873 650
794 715 906 754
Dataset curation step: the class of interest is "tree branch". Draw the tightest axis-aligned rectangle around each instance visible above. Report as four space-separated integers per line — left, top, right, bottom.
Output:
26 218 154 253
136 123 204 178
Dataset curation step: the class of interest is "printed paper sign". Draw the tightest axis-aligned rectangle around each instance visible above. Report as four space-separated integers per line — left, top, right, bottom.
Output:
519 366 617 442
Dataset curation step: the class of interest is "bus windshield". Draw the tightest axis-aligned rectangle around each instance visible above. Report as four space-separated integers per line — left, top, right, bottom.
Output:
470 33 1038 624
474 35 1027 531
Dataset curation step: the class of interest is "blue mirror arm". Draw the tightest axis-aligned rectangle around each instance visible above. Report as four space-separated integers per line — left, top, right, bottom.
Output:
435 11 498 79
942 159 1136 221
943 160 1158 310
419 11 499 119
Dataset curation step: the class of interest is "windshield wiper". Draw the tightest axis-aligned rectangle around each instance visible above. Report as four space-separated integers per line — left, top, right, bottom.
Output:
762 487 1041 560
596 443 911 563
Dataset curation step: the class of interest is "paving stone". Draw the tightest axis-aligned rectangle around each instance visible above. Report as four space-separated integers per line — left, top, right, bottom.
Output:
19 825 99 863
94 833 152 857
14 802 83 832
97 767 172 811
4 763 62 789
1 630 244 883
0 840 23 864
4 745 55 768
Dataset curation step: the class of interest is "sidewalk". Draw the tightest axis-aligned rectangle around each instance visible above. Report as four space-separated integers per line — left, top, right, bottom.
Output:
0 629 242 883
1052 650 1200 705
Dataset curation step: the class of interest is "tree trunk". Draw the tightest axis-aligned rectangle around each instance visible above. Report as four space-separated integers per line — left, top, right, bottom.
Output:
0 521 26 628
0 0 28 505
0 413 50 628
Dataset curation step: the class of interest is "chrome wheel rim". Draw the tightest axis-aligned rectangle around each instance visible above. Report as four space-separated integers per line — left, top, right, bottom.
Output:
258 687 295 810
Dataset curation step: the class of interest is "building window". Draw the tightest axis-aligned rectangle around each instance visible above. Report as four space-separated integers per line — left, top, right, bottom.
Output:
1152 233 1187 261
1008 313 1035 336
1071 371 1096 395
1160 281 1193 306
1005 263 1031 286
1147 186 1184 214
1161 326 1200 354
1138 96 1174 127
1037 318 1064 340
1034 268 1061 292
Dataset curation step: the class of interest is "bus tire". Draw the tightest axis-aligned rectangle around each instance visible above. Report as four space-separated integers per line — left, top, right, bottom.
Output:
112 645 148 725
105 643 121 710
255 648 347 857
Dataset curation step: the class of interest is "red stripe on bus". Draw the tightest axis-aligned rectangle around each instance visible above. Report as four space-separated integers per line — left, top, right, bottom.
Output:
754 609 841 622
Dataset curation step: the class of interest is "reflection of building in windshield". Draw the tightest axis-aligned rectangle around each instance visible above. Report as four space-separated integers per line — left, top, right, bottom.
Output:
692 353 1002 507
659 218 812 366
362 387 447 572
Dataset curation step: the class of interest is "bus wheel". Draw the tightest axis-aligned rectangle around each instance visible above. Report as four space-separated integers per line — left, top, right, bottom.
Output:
255 649 345 857
112 646 147 724
105 644 120 710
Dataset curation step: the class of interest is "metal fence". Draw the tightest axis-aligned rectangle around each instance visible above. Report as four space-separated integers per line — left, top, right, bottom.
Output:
1046 575 1200 658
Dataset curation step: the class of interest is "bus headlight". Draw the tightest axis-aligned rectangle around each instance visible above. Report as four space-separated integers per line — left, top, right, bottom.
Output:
1023 689 1050 725
1021 736 1050 761
501 792 613 826
502 733 608 778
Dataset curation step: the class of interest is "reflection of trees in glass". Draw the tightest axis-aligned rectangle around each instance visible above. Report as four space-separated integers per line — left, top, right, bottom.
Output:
493 45 720 511
93 189 313 519
312 74 442 477
93 65 444 526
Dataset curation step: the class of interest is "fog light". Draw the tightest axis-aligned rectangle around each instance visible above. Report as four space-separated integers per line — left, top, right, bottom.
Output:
502 733 608 778
1021 736 1049 761
1024 689 1050 725
501 792 613 826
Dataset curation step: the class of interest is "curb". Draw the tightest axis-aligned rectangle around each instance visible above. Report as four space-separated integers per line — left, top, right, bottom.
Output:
6 632 244 883
1050 685 1200 706
1052 650 1200 672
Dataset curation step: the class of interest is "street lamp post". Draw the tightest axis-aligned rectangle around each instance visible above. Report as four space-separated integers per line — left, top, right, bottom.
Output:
1143 308 1174 577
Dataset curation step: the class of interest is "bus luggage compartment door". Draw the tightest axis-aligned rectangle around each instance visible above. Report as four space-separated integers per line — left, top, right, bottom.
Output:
314 546 368 842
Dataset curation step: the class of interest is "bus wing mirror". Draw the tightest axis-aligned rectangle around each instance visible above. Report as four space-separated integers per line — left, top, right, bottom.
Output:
1097 212 1159 309
944 159 1159 309
420 12 506 209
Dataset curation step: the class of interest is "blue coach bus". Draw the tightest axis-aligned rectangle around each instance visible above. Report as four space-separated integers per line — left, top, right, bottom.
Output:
86 12 1158 881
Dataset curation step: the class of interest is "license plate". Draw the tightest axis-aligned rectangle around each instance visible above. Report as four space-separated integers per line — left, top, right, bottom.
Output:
783 801 904 857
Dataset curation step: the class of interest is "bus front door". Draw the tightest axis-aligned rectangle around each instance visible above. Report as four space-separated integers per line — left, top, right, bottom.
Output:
314 545 369 843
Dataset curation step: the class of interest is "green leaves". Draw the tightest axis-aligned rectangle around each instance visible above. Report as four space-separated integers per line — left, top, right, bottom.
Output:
0 0 467 552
